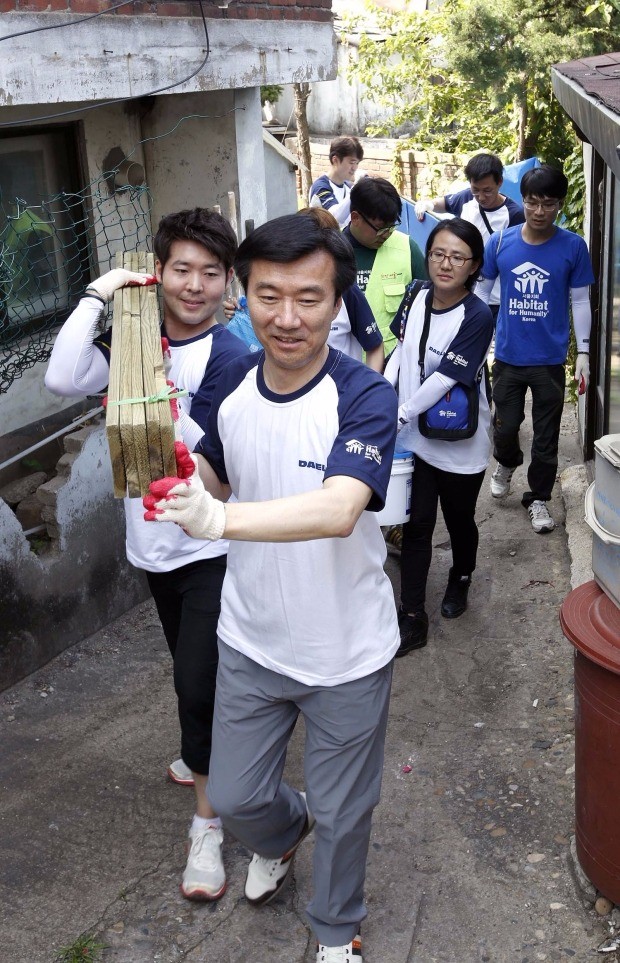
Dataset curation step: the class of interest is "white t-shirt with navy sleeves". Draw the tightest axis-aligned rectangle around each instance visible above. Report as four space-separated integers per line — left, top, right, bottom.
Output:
195 347 400 686
444 188 525 307
328 284 383 362
390 285 494 474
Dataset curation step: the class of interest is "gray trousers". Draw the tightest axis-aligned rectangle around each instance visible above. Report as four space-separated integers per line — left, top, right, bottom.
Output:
207 640 393 946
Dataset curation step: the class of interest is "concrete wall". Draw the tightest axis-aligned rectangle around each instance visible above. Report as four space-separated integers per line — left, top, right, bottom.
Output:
263 138 299 220
140 90 240 228
292 136 465 202
0 421 147 691
0 13 336 109
275 42 391 137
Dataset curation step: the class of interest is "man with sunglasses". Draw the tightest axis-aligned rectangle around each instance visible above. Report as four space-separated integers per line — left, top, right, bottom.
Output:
344 177 426 355
477 164 594 535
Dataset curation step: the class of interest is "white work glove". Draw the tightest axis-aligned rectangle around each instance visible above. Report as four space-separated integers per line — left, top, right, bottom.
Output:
397 405 409 430
143 443 226 541
575 353 590 393
414 200 433 222
85 268 157 303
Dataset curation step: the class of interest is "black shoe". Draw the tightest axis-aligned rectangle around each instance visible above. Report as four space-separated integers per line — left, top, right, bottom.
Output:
441 570 471 619
395 608 428 656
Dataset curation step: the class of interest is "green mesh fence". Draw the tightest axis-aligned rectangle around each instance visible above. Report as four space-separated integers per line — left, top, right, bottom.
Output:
0 176 152 394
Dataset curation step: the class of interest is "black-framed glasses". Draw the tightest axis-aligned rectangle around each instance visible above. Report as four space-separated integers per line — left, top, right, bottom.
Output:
428 249 473 268
356 210 400 238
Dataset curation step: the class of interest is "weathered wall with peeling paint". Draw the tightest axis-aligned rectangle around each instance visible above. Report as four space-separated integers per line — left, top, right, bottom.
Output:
0 422 147 691
0 14 336 109
0 4 335 686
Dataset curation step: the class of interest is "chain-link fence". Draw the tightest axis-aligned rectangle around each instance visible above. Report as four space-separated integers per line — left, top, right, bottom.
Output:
0 175 152 394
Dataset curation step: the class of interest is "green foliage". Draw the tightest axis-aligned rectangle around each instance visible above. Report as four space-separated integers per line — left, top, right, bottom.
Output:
347 0 620 167
260 85 284 107
0 207 55 310
54 935 106 963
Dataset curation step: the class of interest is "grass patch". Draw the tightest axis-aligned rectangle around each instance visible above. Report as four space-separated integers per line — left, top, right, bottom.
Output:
54 934 107 963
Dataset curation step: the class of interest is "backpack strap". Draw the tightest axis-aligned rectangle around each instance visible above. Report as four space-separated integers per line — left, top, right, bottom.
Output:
478 204 493 238
398 279 425 344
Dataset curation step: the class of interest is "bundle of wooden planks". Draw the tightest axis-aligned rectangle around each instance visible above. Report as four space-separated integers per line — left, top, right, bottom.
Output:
105 251 176 498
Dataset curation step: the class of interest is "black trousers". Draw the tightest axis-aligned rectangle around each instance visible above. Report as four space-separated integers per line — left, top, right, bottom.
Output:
491 360 565 502
400 456 485 614
146 555 227 775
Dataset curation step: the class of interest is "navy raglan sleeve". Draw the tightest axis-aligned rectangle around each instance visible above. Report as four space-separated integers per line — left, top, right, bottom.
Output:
189 328 250 432
444 188 470 216
342 284 383 350
194 353 256 484
436 298 494 387
309 175 338 211
324 364 397 511
506 197 526 226
93 328 112 364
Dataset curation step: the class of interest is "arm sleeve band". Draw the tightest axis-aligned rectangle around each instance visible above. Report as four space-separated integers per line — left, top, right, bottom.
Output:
474 277 494 304
571 286 591 353
44 296 110 396
177 407 205 453
383 343 402 387
398 371 457 424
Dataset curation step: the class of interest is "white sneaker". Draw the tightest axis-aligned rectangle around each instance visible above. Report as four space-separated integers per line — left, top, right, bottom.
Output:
181 823 226 901
527 499 555 534
490 463 515 498
316 934 362 962
244 792 315 906
168 758 194 786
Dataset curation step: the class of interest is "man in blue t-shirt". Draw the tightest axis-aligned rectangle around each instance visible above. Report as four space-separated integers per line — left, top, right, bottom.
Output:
415 153 525 317
477 165 595 534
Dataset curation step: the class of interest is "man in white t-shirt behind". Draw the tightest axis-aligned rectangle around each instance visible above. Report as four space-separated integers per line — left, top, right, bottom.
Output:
309 135 364 228
143 213 400 963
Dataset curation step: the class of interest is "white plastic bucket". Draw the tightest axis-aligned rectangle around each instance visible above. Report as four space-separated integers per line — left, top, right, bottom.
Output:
593 434 620 538
376 450 414 526
584 482 620 610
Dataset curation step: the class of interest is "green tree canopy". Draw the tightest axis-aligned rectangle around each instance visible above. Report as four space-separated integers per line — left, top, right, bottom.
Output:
346 0 619 164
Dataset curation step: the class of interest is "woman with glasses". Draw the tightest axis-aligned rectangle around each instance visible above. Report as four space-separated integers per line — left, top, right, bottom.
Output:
384 218 494 655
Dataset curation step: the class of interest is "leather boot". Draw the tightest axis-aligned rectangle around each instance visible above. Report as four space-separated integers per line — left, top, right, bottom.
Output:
396 608 429 655
441 569 471 619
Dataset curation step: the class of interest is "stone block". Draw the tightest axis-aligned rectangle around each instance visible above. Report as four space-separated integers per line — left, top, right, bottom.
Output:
36 476 67 508
56 453 79 477
0 472 47 508
63 426 97 454
15 496 45 532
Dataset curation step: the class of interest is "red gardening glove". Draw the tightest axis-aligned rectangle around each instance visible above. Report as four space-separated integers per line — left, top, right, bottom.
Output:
166 380 179 422
143 442 226 540
143 442 195 518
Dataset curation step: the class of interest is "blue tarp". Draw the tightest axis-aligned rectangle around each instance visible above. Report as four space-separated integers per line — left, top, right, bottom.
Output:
397 157 542 248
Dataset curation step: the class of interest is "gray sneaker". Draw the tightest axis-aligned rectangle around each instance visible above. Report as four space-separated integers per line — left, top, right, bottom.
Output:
527 499 555 533
490 462 515 498
181 823 226 901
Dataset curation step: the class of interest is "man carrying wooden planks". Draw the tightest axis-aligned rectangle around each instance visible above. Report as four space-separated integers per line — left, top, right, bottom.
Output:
143 214 400 963
45 208 249 903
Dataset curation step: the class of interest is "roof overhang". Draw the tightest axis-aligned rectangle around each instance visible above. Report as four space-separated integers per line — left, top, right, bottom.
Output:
552 54 620 178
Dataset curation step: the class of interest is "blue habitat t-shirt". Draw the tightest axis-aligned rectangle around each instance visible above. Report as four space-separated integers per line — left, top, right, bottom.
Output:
482 225 595 366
